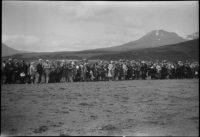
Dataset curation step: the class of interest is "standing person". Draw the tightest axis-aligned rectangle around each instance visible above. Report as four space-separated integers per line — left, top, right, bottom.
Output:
5 58 14 84
108 61 114 81
140 61 147 80
30 62 36 84
131 61 137 80
83 58 88 82
60 61 66 82
1 59 7 84
55 61 63 83
72 61 76 82
13 62 21 84
43 60 51 83
122 61 128 80
26 62 31 84
114 62 120 81
19 60 28 84
75 61 81 82
155 62 161 79
36 59 43 84
68 60 74 82
80 61 84 82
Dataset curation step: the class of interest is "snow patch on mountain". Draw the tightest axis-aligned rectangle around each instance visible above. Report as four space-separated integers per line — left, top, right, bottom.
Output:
156 31 159 35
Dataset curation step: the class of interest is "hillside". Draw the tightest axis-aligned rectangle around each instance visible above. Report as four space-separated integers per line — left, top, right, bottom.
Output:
1 43 22 57
88 38 199 62
4 38 199 62
1 43 33 57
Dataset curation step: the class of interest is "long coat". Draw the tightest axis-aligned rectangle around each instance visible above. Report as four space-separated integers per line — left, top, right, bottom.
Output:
20 63 28 76
44 63 51 76
61 65 68 77
36 63 43 75
108 64 114 77
5 62 14 75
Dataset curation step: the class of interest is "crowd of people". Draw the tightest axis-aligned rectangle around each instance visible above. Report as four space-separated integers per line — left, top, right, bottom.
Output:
1 58 199 84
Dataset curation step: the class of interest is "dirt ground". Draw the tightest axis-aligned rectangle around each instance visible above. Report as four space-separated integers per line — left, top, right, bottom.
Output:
1 79 199 136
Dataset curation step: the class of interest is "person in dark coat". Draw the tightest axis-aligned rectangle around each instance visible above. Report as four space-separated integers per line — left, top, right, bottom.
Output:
5 58 14 84
2 59 7 84
36 59 43 83
140 61 147 80
55 61 63 83
13 62 21 84
26 62 31 84
19 60 28 84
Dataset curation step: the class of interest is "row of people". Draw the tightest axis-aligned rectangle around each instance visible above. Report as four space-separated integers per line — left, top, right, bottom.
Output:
1 58 199 84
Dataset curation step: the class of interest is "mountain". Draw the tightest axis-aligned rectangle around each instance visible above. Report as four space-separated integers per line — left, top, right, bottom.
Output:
88 38 199 62
87 29 186 52
4 38 199 62
1 43 22 57
1 43 33 57
185 32 199 41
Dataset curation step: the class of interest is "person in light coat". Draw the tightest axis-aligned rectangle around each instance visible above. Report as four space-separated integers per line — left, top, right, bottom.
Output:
44 60 51 83
108 61 114 81
30 62 36 84
122 61 128 80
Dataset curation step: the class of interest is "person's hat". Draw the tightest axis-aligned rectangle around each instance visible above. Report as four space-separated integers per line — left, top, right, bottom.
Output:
111 61 113 64
39 59 42 61
83 58 86 61
8 58 12 61
46 60 49 62
31 62 35 65
119 59 122 62
141 61 145 63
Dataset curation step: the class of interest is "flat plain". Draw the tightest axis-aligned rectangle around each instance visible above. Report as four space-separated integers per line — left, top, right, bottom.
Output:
1 79 199 136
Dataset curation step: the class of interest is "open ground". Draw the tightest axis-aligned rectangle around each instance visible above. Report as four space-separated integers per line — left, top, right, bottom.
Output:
1 79 199 136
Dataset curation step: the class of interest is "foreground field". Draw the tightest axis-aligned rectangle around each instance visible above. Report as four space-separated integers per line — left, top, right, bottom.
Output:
1 79 199 136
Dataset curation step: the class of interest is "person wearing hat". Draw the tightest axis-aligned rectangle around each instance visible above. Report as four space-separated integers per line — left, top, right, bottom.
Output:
140 60 148 80
36 59 43 83
5 58 15 84
43 60 51 83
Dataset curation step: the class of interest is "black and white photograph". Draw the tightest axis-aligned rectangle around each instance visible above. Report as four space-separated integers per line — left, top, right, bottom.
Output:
1 1 199 136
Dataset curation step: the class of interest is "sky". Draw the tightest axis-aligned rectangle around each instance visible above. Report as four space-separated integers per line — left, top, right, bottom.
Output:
2 1 199 52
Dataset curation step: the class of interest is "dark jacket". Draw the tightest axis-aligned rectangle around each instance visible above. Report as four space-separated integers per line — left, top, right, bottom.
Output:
20 63 28 75
36 63 43 75
5 62 14 75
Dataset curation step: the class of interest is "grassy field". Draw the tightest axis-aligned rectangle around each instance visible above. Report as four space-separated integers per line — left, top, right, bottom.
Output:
1 79 199 136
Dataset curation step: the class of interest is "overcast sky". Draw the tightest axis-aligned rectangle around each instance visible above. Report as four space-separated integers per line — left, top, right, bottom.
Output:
2 1 199 52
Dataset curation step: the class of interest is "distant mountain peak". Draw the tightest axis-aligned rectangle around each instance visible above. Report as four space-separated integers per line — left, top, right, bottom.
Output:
137 29 186 47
